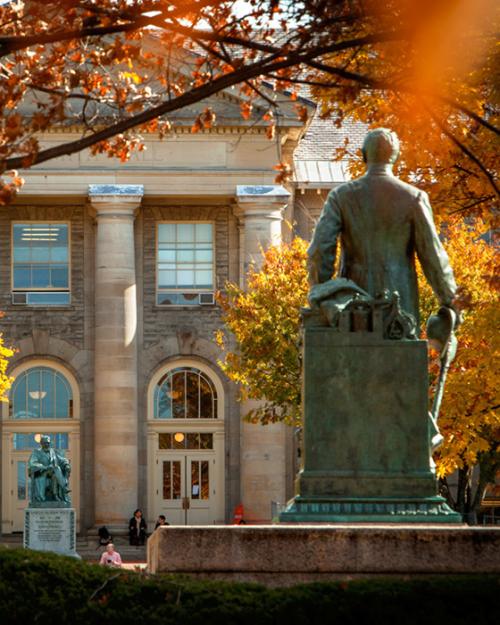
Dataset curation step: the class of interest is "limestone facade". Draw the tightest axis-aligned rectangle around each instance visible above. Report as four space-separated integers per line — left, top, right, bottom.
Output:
0 106 355 533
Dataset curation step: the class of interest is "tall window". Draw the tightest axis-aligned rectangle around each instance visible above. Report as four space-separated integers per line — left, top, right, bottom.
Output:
157 223 213 306
12 223 70 305
10 366 73 419
154 367 218 419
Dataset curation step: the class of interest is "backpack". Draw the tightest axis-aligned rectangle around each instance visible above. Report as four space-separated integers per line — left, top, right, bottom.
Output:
98 526 112 546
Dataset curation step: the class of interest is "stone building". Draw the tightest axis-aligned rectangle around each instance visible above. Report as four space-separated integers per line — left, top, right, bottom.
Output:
0 89 358 533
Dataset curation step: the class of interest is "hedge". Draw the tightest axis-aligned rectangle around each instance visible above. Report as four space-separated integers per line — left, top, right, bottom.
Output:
0 547 497 625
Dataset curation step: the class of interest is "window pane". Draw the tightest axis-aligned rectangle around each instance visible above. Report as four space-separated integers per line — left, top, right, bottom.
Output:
177 270 195 288
195 249 213 263
191 461 200 499
32 265 50 288
27 369 42 418
13 246 31 262
158 249 175 262
163 461 171 499
171 372 185 418
159 433 172 449
26 292 70 305
177 224 194 242
55 375 70 418
172 461 181 499
51 245 68 262
200 433 213 449
195 270 213 288
158 224 175 243
185 372 199 418
177 249 195 262
12 374 27 418
50 266 69 288
31 245 50 262
200 377 215 418
17 461 27 500
200 461 209 500
158 270 176 289
13 266 31 288
55 225 68 244
156 378 172 419
41 369 55 418
196 224 212 242
13 224 24 243
187 432 200 449
156 292 201 306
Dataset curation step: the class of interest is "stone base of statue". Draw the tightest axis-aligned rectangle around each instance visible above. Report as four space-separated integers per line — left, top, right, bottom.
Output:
24 505 79 558
280 303 462 523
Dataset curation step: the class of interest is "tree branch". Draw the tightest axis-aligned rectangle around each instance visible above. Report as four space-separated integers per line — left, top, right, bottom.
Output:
2 32 409 171
424 104 499 199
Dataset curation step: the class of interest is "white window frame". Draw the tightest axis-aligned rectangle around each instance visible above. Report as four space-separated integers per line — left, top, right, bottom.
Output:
156 221 215 306
11 221 71 303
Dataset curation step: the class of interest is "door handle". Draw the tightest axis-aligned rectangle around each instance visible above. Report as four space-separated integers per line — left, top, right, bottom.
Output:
182 496 190 510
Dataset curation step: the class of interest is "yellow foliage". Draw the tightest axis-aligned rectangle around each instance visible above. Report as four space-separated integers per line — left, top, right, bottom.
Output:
219 222 498 487
216 238 309 425
0 326 14 401
418 219 499 478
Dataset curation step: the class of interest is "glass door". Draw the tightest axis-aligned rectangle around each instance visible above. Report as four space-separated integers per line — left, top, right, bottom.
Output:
155 451 216 525
12 457 29 531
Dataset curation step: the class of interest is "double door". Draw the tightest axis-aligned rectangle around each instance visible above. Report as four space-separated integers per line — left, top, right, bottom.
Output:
155 452 217 524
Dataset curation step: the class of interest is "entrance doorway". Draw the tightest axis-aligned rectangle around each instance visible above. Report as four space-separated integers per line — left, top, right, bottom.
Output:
147 361 225 526
155 450 217 524
151 429 224 525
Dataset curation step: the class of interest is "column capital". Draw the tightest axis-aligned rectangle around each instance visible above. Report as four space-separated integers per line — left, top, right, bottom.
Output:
234 184 290 220
88 184 144 219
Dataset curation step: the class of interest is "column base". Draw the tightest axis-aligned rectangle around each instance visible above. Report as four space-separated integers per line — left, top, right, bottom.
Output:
279 495 463 523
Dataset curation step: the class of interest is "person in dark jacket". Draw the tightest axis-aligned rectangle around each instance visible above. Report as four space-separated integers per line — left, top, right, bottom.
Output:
128 508 147 546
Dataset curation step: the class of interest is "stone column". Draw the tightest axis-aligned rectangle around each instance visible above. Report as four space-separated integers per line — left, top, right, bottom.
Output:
89 184 143 527
234 185 292 522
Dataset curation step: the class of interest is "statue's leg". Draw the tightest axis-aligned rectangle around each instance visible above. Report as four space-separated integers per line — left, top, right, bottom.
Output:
32 476 44 501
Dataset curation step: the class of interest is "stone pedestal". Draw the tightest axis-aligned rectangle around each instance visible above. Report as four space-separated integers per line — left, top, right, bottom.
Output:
24 507 78 557
281 329 461 523
147 526 500 585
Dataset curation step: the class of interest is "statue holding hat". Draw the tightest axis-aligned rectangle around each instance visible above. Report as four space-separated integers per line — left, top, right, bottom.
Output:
306 127 459 445
281 127 462 523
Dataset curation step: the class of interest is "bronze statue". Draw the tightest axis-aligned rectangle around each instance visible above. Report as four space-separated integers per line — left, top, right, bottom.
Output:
307 128 457 329
28 435 71 505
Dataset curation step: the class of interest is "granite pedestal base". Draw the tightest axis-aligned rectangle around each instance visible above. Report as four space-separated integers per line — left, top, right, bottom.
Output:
24 507 79 558
147 526 500 585
281 330 461 523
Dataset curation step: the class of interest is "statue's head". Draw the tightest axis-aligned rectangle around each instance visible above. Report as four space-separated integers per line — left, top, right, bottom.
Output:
40 435 51 449
362 128 400 165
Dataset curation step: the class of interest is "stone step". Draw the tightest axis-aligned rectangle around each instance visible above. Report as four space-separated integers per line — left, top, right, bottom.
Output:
0 536 147 563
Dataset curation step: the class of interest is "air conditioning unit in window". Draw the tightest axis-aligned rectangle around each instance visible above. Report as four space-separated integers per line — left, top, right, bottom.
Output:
12 292 27 304
199 292 215 305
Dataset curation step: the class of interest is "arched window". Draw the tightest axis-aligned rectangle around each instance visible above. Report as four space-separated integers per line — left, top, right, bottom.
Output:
10 366 73 419
154 367 217 419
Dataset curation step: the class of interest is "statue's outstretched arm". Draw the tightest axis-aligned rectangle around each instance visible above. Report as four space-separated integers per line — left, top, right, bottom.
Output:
307 190 342 285
414 191 457 307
